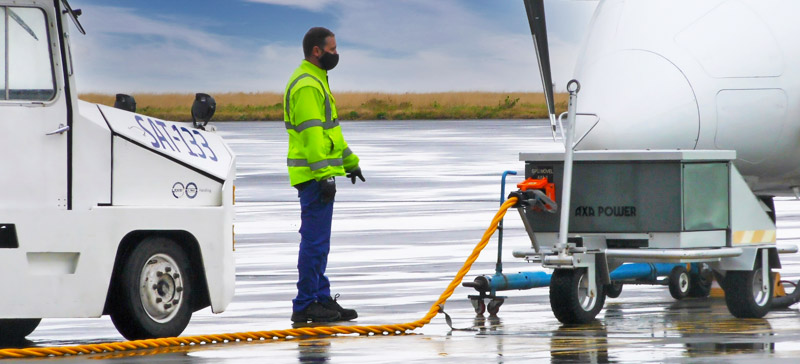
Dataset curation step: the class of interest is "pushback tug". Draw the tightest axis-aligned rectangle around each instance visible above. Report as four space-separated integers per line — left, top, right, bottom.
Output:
0 1 236 341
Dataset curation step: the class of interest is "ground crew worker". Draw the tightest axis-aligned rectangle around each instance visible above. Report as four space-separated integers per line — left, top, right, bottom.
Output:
284 26 366 323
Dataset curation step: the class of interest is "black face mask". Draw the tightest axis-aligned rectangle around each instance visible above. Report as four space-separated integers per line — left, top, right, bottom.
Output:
319 51 339 71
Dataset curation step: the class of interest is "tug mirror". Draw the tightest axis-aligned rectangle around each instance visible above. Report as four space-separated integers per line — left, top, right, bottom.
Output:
192 93 216 130
114 94 136 113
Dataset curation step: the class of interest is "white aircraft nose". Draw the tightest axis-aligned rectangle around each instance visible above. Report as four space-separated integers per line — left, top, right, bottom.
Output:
572 50 699 151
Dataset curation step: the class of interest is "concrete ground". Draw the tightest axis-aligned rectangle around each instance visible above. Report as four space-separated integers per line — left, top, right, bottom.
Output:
7 120 800 363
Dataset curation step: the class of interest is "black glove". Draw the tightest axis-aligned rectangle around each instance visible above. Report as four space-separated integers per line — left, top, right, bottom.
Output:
346 167 366 184
319 177 336 204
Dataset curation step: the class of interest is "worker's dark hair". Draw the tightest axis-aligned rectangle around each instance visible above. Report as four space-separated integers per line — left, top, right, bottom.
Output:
303 27 335 59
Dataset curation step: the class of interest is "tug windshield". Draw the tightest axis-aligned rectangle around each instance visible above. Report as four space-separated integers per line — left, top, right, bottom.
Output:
0 6 55 101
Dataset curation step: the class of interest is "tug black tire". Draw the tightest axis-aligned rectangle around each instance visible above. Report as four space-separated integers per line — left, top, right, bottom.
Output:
0 319 40 343
668 266 690 300
110 237 193 340
550 268 605 324
724 265 773 319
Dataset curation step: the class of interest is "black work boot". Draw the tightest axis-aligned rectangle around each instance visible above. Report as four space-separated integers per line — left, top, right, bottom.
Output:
291 302 341 323
320 294 358 321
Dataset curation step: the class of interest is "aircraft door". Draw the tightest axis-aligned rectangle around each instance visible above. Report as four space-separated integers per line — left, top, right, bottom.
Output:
0 6 68 210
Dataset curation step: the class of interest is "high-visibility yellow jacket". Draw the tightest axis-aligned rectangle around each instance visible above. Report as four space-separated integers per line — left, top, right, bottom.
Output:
283 60 359 186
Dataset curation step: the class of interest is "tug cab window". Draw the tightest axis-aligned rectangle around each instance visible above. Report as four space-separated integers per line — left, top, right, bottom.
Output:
0 6 56 102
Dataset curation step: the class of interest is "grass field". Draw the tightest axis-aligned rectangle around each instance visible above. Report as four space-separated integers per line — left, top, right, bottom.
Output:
80 92 568 122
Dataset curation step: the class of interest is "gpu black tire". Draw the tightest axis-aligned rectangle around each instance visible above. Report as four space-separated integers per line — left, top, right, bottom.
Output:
110 237 193 340
724 266 773 319
550 268 606 324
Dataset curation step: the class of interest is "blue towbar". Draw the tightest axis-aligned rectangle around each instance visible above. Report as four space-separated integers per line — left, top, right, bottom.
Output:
610 263 682 282
464 263 685 294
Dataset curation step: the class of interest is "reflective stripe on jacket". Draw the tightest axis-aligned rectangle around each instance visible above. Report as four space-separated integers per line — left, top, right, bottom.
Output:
283 60 359 186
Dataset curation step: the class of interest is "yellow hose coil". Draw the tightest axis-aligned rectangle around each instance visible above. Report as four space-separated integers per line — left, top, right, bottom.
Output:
0 197 518 359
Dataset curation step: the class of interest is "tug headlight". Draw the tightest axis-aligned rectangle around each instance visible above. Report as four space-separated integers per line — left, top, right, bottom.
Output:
191 93 216 130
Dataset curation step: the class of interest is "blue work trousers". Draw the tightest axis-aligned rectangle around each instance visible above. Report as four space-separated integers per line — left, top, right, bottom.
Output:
292 180 333 312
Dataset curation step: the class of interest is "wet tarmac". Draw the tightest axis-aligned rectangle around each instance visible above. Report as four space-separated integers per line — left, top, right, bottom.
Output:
7 120 800 363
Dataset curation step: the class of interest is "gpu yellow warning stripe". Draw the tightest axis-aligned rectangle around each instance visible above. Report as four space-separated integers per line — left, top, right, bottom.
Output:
732 230 776 245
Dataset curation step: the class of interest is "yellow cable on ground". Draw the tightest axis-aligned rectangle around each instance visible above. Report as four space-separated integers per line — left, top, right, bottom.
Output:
0 198 519 359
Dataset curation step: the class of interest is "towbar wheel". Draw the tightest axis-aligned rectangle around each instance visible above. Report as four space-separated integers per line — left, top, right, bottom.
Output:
487 298 505 316
550 268 606 324
688 263 713 298
668 265 690 300
470 297 486 316
605 283 623 299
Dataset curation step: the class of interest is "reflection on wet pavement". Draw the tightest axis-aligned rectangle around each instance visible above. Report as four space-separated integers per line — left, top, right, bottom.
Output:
8 120 800 363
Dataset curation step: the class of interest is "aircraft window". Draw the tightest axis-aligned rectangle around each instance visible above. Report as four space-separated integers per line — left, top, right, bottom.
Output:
1 6 56 102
